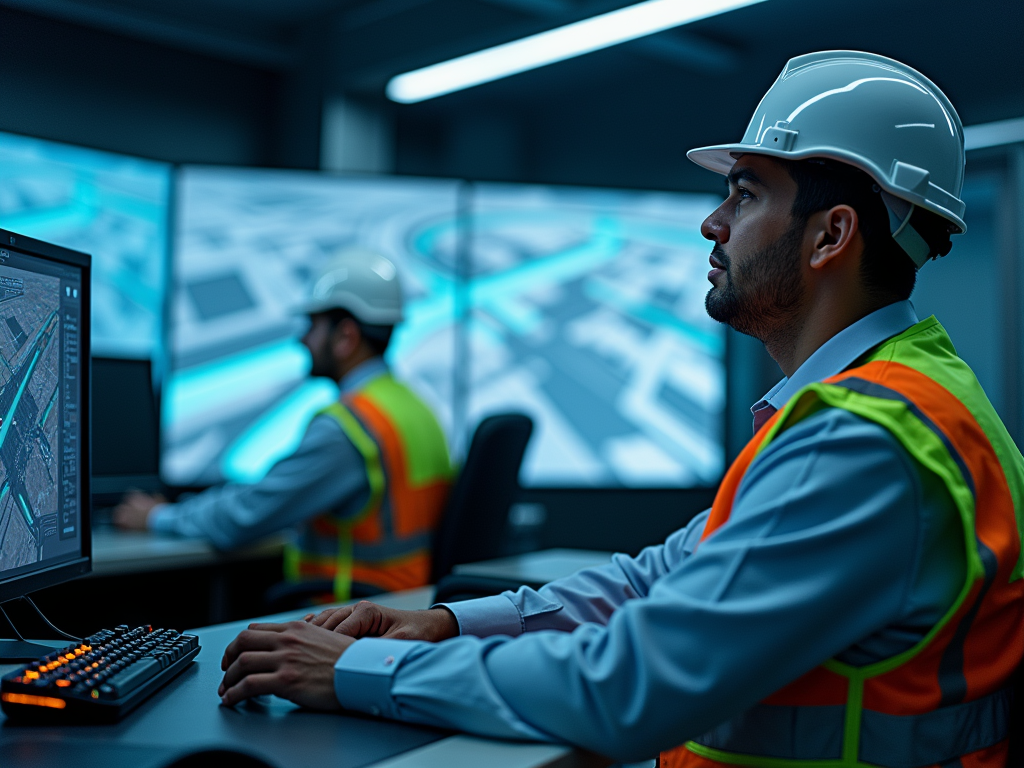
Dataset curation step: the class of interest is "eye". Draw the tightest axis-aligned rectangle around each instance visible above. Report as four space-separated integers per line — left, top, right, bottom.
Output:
737 186 754 200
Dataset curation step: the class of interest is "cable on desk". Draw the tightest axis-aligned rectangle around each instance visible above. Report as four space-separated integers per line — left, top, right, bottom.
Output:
0 603 27 641
19 596 82 643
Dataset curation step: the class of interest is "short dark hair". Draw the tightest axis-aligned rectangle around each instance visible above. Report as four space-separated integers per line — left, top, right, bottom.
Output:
782 159 953 303
323 308 394 356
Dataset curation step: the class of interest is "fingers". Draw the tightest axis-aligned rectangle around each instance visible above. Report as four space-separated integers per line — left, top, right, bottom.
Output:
219 649 285 695
221 624 295 671
332 602 388 637
308 605 354 628
247 621 297 632
220 672 282 707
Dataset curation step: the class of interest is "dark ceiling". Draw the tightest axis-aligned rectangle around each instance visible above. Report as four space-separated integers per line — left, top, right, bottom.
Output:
1 0 1021 191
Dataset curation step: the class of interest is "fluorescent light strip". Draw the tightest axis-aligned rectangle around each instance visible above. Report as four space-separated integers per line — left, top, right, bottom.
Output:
964 116 1024 151
387 0 766 103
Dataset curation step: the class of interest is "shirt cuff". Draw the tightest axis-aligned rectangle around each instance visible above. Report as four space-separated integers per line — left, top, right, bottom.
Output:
147 503 176 533
437 594 525 638
334 637 425 717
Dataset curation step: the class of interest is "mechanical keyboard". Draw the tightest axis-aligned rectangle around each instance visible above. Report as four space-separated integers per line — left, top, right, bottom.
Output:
1 624 200 722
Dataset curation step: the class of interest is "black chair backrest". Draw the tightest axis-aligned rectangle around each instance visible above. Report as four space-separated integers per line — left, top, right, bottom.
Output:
430 413 533 583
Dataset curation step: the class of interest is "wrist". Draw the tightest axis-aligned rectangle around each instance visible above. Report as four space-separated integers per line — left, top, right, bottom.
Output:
428 607 459 640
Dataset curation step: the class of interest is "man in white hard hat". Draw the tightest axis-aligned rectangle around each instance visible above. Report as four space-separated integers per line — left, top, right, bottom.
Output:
115 249 453 600
216 53 1024 765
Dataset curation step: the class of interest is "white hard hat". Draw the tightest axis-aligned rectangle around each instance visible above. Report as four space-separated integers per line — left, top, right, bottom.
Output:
298 248 403 324
687 51 966 267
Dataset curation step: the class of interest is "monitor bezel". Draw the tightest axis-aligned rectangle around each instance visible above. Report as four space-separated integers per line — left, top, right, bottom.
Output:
0 228 92 603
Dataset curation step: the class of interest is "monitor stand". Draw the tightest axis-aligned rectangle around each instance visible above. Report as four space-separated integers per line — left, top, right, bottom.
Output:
0 639 65 663
0 597 77 663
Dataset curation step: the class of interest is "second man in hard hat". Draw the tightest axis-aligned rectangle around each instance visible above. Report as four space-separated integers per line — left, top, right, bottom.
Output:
114 249 453 601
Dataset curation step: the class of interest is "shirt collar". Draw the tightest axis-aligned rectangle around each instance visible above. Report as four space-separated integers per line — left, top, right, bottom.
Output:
339 356 389 396
752 300 919 416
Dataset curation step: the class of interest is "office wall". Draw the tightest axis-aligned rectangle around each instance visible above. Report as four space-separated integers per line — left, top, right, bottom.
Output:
0 7 283 167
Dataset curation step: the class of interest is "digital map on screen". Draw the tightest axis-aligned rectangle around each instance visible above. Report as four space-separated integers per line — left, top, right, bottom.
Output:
163 168 461 486
0 131 171 358
467 184 725 487
0 264 62 571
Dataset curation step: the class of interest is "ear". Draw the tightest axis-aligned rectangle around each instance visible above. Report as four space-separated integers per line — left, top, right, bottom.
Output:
808 205 859 270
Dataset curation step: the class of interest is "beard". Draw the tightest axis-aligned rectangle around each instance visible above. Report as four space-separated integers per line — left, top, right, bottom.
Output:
704 220 806 342
309 336 338 379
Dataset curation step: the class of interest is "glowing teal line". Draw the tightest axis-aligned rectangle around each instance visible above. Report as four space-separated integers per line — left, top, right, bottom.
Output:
583 278 723 356
0 481 9 506
221 378 340 483
164 339 310 426
16 493 33 529
468 215 624 304
0 311 58 454
39 385 59 428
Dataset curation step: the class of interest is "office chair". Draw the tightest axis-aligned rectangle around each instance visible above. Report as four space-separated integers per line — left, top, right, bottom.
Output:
264 413 533 613
429 413 533 584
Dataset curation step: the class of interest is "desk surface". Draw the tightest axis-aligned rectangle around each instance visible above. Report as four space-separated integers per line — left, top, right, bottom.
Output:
1 588 607 768
454 548 613 584
91 528 287 577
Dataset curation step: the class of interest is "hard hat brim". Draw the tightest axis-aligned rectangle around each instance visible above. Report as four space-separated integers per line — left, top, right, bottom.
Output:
686 143 966 235
293 296 403 324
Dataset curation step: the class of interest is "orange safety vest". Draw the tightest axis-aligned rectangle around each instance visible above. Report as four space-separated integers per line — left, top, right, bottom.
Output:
662 317 1024 768
284 373 453 600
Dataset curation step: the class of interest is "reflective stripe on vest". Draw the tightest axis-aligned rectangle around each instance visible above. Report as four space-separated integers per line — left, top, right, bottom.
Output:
661 317 1024 768
283 373 452 600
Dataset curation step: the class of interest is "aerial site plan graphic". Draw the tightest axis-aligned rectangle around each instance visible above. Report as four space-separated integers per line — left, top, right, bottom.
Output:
165 169 726 489
467 184 726 487
0 265 61 571
0 131 171 357
163 168 461 486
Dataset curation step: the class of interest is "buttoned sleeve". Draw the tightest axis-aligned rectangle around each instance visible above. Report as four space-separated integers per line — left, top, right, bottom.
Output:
331 408 965 762
444 510 709 638
148 414 370 550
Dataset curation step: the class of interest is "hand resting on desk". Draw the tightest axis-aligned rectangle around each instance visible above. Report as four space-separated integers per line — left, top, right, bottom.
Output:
219 621 353 709
305 601 459 642
112 491 166 530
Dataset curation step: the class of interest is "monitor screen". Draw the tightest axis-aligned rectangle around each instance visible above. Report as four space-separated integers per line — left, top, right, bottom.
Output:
0 234 88 598
91 358 160 495
466 183 725 488
0 131 171 359
163 167 460 486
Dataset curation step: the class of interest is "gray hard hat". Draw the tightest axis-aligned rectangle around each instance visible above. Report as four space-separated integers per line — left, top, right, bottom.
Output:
298 247 403 324
687 51 966 267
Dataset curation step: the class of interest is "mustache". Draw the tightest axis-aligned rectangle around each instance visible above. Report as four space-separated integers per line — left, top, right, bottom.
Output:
710 245 731 270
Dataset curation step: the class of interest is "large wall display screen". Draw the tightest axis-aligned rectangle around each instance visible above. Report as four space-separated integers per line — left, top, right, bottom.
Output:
0 131 171 358
466 184 725 487
164 168 460 487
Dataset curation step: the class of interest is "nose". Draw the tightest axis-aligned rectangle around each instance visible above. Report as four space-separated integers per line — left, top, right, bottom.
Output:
701 205 730 244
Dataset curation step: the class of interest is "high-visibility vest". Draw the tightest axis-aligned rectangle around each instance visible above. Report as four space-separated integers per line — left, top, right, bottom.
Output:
283 373 453 600
662 317 1024 768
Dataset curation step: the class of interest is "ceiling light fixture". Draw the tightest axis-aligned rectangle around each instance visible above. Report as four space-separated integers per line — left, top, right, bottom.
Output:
386 0 766 103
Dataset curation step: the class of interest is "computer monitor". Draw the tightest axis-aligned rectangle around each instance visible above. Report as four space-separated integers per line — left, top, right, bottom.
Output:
162 167 460 487
465 182 726 488
0 229 91 659
91 357 160 498
0 131 171 360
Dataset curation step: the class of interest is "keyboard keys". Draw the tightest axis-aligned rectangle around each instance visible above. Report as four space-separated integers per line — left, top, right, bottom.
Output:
1 625 200 721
